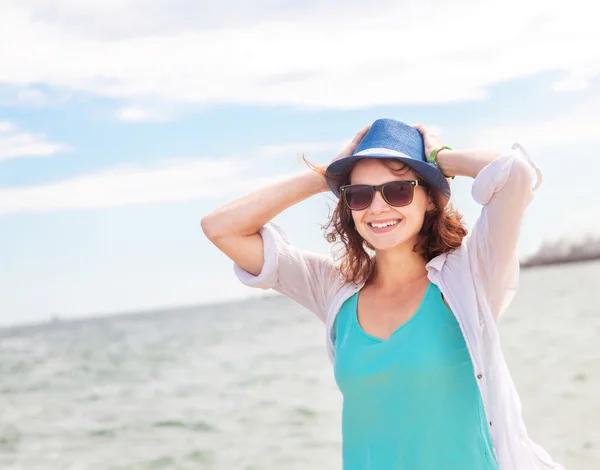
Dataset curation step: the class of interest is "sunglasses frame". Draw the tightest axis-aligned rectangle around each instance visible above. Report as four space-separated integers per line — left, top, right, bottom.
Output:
339 179 428 211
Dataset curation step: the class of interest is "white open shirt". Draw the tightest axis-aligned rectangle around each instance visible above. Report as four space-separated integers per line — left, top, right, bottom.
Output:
234 144 566 470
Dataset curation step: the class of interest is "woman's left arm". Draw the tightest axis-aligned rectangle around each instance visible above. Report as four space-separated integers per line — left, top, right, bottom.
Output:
436 144 542 321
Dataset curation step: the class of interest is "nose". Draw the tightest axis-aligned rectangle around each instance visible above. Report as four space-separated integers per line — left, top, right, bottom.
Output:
369 188 391 213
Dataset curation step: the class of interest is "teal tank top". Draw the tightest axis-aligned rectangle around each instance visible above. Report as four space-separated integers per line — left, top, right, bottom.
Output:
333 281 499 470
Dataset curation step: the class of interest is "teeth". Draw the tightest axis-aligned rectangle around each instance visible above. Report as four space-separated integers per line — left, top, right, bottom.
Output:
370 220 399 229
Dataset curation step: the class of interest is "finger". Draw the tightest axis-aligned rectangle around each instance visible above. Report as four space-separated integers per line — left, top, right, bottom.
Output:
351 124 371 145
357 124 371 137
413 124 429 134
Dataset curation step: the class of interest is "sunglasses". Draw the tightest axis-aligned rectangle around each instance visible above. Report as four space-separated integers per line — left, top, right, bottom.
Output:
339 180 428 211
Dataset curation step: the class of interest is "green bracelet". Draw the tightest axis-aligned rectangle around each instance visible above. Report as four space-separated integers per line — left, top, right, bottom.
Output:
427 146 455 179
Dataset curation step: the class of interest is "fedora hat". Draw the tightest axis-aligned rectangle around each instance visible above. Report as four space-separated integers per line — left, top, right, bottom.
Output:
325 118 451 202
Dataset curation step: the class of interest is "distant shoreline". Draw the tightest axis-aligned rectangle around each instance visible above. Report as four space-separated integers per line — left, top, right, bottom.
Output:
520 234 600 270
521 254 600 269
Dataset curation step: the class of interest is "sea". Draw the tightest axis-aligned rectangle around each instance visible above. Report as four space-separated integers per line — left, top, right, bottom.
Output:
1 260 599 470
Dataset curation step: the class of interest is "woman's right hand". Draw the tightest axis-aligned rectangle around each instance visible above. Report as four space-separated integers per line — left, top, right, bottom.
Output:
325 124 371 169
312 124 371 193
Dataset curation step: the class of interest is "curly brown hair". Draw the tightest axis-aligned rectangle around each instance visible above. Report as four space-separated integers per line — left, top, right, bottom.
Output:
304 156 468 286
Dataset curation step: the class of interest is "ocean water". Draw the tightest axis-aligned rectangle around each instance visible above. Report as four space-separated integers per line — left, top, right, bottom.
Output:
1 261 599 470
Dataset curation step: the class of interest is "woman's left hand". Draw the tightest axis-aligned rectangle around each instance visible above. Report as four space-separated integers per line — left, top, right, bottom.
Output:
413 124 444 159
414 124 454 180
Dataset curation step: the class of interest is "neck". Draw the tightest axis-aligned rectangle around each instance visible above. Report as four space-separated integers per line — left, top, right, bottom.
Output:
368 238 429 291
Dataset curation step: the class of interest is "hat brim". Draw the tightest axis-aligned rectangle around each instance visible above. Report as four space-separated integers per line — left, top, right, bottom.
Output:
325 154 451 201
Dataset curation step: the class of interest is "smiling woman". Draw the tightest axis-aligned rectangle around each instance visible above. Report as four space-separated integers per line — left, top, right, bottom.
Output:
201 118 564 470
307 155 468 286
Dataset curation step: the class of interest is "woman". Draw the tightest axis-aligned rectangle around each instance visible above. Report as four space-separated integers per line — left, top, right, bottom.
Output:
201 119 565 469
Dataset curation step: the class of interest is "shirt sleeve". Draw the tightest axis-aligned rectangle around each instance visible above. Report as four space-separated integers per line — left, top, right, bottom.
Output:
233 221 343 323
467 143 542 321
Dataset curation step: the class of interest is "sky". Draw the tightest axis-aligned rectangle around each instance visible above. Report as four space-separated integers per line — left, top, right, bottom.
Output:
1 0 599 327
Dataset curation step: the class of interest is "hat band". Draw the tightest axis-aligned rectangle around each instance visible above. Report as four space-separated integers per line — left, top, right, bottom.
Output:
354 148 412 159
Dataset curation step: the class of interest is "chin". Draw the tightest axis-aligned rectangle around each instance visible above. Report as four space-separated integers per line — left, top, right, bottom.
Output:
368 237 409 251
358 224 420 252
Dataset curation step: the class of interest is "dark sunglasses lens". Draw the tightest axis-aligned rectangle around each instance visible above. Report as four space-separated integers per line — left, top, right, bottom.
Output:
345 186 373 209
383 182 413 206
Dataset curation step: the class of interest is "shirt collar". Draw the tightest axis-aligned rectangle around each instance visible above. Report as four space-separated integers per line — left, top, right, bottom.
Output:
426 251 448 274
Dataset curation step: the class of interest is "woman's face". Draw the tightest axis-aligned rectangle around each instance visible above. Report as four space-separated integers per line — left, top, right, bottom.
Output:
348 159 432 251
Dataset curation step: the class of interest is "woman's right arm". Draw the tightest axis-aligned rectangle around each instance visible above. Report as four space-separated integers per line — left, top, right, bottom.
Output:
200 170 327 277
201 124 370 321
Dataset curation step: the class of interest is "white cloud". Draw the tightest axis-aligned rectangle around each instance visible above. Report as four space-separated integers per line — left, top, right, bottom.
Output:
460 91 600 150
0 0 598 109
552 77 590 93
0 121 71 160
0 149 311 214
115 106 169 122
16 88 47 106
0 158 238 214
0 121 15 133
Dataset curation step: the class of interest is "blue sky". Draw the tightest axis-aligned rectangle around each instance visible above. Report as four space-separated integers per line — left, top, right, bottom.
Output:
1 0 599 326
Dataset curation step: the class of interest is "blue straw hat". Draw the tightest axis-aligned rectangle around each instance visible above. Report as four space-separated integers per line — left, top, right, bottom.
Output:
325 118 451 201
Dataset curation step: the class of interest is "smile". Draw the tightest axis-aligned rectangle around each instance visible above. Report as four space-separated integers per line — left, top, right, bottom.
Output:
367 219 401 233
